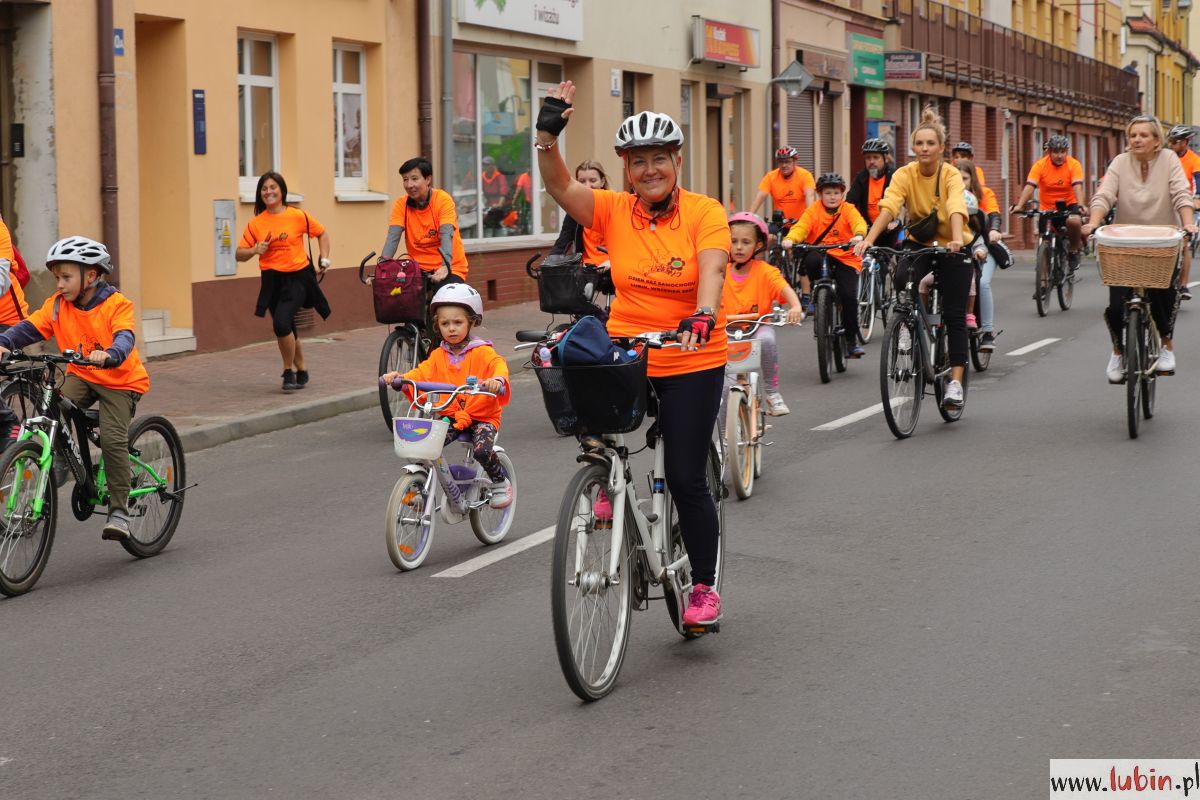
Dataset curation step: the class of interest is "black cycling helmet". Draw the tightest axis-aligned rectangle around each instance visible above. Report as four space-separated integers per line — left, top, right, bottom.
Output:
862 138 891 154
952 141 974 155
1045 134 1071 151
1169 124 1194 141
816 172 846 190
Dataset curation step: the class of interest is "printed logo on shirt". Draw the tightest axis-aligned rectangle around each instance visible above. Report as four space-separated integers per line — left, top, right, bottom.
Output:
784 190 795 198
277 232 290 240
642 256 686 278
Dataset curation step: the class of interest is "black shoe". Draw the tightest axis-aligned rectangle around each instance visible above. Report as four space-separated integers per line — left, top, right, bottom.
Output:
281 370 299 391
979 332 995 352
295 370 310 388
101 509 131 541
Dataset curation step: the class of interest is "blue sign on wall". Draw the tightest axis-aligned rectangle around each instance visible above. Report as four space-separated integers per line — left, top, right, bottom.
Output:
113 28 125 56
192 90 206 155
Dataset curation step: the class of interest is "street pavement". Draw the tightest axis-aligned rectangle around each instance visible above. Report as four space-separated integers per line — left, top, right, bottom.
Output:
6 255 1200 799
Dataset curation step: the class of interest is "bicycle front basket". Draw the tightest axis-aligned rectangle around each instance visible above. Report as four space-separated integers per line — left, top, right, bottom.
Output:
393 417 448 461
532 254 606 316
1094 225 1183 289
532 347 648 435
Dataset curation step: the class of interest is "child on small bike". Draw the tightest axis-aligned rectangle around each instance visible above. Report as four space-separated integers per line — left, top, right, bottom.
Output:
724 212 804 416
782 172 868 358
381 283 513 508
0 236 150 541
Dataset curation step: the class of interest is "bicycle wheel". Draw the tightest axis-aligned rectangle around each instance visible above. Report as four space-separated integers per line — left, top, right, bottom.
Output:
1035 243 1051 317
1142 319 1158 421
470 450 516 545
378 329 420 432
0 379 39 430
0 440 56 596
880 313 923 439
385 470 436 570
934 331 968 423
551 463 633 701
1126 308 1142 439
752 391 766 479
1057 255 1075 311
121 416 186 558
725 390 753 500
815 288 833 384
857 272 876 344
970 330 991 372
662 442 725 638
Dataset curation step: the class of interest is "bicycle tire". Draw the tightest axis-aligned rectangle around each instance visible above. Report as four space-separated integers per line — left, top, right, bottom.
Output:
725 391 753 500
469 450 516 545
0 439 56 596
1035 243 1052 317
378 329 421 432
752 391 765 479
662 442 724 638
551 462 632 701
1057 257 1075 311
1126 307 1142 439
970 330 991 372
934 331 968 423
815 287 833 384
385 471 436 570
880 313 922 439
857 272 876 344
1142 318 1157 421
0 379 39 431
121 415 186 558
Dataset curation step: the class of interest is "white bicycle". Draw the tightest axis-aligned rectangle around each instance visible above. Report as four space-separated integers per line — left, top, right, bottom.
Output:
724 308 788 500
381 377 516 571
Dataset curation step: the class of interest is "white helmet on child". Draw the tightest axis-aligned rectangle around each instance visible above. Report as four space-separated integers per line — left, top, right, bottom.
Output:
963 190 980 215
46 236 113 273
430 282 484 323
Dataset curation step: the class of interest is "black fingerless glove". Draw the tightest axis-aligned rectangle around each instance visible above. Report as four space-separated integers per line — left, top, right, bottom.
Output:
536 96 572 137
677 313 716 344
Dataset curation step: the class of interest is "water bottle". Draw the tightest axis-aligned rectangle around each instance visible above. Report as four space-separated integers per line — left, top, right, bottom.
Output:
652 477 665 494
536 345 553 366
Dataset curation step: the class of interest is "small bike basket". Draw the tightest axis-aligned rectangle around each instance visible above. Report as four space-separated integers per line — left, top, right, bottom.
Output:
1094 225 1184 289
393 417 448 461
529 254 607 316
532 347 648 436
725 339 762 375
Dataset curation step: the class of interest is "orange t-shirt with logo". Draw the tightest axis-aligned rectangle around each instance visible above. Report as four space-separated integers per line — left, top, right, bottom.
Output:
784 201 869 271
590 189 730 378
27 292 149 394
400 342 509 429
979 185 1000 215
1177 148 1200 195
582 227 607 265
0 221 28 325
1027 155 1084 210
388 189 470 280
722 259 791 317
758 167 816 220
866 176 887 223
239 207 325 273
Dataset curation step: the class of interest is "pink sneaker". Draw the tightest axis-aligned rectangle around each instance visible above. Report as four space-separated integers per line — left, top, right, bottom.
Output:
682 584 722 626
593 490 613 529
966 313 978 329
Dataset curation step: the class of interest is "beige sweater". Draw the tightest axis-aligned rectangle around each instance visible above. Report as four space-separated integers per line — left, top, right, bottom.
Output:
1091 150 1192 226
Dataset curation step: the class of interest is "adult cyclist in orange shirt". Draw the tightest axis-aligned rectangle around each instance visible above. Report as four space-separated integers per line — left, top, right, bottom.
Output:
1167 125 1200 299
535 81 729 629
846 137 898 248
380 156 469 285
751 146 818 305
1010 135 1085 265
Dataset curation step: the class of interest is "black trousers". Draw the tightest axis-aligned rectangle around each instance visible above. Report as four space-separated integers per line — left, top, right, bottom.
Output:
1104 286 1178 347
895 247 972 368
649 366 723 588
802 252 860 346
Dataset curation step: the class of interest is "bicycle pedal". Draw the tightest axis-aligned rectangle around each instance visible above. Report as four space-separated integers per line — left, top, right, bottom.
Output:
684 622 720 635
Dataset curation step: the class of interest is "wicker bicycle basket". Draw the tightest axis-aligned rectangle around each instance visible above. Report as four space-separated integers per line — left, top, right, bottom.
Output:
1094 225 1184 289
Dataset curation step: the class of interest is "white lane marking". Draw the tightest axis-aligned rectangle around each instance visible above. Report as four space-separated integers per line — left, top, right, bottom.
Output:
0 757 11 767
1006 338 1060 357
1188 281 1200 288
811 398 907 431
432 525 555 578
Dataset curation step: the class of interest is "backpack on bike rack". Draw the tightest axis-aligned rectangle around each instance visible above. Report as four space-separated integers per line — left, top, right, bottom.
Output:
372 258 425 324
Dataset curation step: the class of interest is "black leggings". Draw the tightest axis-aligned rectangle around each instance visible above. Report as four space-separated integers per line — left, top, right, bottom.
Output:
802 252 860 346
895 248 972 368
269 274 308 338
649 366 723 588
1104 286 1179 347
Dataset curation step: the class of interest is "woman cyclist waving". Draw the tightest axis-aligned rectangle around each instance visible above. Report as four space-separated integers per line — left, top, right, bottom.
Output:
535 81 729 628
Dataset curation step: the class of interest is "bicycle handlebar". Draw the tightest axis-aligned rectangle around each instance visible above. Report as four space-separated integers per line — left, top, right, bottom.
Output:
358 251 378 285
381 377 502 412
866 245 971 261
0 349 108 373
788 241 857 252
726 308 790 337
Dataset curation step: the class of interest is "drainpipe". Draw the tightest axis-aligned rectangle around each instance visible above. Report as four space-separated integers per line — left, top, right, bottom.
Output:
97 0 119 282
440 0 454 183
416 0 433 161
770 0 780 155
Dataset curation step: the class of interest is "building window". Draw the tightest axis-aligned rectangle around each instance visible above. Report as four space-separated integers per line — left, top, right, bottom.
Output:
451 52 560 240
237 33 278 187
333 44 366 190
906 95 920 155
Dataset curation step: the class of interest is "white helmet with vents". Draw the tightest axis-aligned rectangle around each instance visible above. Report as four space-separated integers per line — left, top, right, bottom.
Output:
46 236 113 273
430 282 484 322
614 111 685 154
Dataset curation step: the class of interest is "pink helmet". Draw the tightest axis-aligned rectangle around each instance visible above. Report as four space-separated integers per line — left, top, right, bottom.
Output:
728 211 769 243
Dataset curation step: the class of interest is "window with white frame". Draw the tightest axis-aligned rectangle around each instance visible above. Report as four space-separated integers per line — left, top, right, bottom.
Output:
237 33 279 189
333 44 366 191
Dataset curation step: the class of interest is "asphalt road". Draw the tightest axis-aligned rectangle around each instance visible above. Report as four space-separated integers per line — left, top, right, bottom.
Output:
5 257 1200 799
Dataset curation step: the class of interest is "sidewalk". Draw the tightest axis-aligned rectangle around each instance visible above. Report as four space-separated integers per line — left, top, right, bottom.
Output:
137 299 546 453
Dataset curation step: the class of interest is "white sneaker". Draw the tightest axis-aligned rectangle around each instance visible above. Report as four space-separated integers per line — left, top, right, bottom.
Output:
488 478 514 509
942 379 963 409
765 392 790 416
1106 353 1125 383
1158 347 1176 375
897 326 912 353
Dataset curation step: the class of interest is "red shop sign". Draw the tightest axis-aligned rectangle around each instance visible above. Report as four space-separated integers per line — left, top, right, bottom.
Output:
692 17 761 69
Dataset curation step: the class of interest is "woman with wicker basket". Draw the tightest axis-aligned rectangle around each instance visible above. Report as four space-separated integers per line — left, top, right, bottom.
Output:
1082 115 1198 382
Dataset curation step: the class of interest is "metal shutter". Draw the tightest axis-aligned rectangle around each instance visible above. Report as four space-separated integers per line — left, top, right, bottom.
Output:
787 91 816 173
819 94 836 173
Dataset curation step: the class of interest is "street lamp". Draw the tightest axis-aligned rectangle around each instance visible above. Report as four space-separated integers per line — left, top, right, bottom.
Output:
766 60 814 173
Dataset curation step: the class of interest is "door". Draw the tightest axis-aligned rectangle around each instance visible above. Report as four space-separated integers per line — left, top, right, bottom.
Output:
706 104 722 202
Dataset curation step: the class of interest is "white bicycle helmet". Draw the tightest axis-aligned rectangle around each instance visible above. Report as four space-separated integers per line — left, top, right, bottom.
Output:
964 190 980 215
430 282 484 322
46 236 112 273
614 111 685 153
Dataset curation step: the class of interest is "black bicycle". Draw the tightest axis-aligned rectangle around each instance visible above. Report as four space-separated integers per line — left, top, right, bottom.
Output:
360 252 433 431
1021 203 1078 316
871 246 973 439
791 242 856 383
766 212 800 288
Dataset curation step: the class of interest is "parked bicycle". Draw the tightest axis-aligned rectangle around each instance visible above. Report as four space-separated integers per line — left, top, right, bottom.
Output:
791 242 856 383
0 351 189 596
380 377 515 570
1020 203 1077 316
361 251 434 432
871 246 973 439
724 309 786 500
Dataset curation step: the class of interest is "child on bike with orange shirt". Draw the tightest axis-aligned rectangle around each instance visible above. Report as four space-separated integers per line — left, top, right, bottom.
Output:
380 283 513 508
724 212 804 416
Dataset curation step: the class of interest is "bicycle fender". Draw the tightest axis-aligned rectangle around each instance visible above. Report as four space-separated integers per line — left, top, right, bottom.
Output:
399 463 428 477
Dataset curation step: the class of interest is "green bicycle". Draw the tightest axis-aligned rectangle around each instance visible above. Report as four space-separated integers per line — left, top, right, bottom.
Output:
0 351 190 596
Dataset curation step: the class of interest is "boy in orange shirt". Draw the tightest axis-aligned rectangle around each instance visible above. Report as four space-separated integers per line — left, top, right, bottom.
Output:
0 236 150 541
782 172 869 358
724 212 804 415
381 283 512 509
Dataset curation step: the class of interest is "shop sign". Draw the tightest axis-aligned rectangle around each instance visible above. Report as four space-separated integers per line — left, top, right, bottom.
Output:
460 0 583 42
865 88 884 118
691 17 761 68
884 51 926 81
849 34 885 88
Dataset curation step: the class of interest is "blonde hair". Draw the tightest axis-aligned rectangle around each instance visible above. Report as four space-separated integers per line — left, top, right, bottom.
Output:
1125 115 1164 152
574 159 610 189
910 105 947 148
